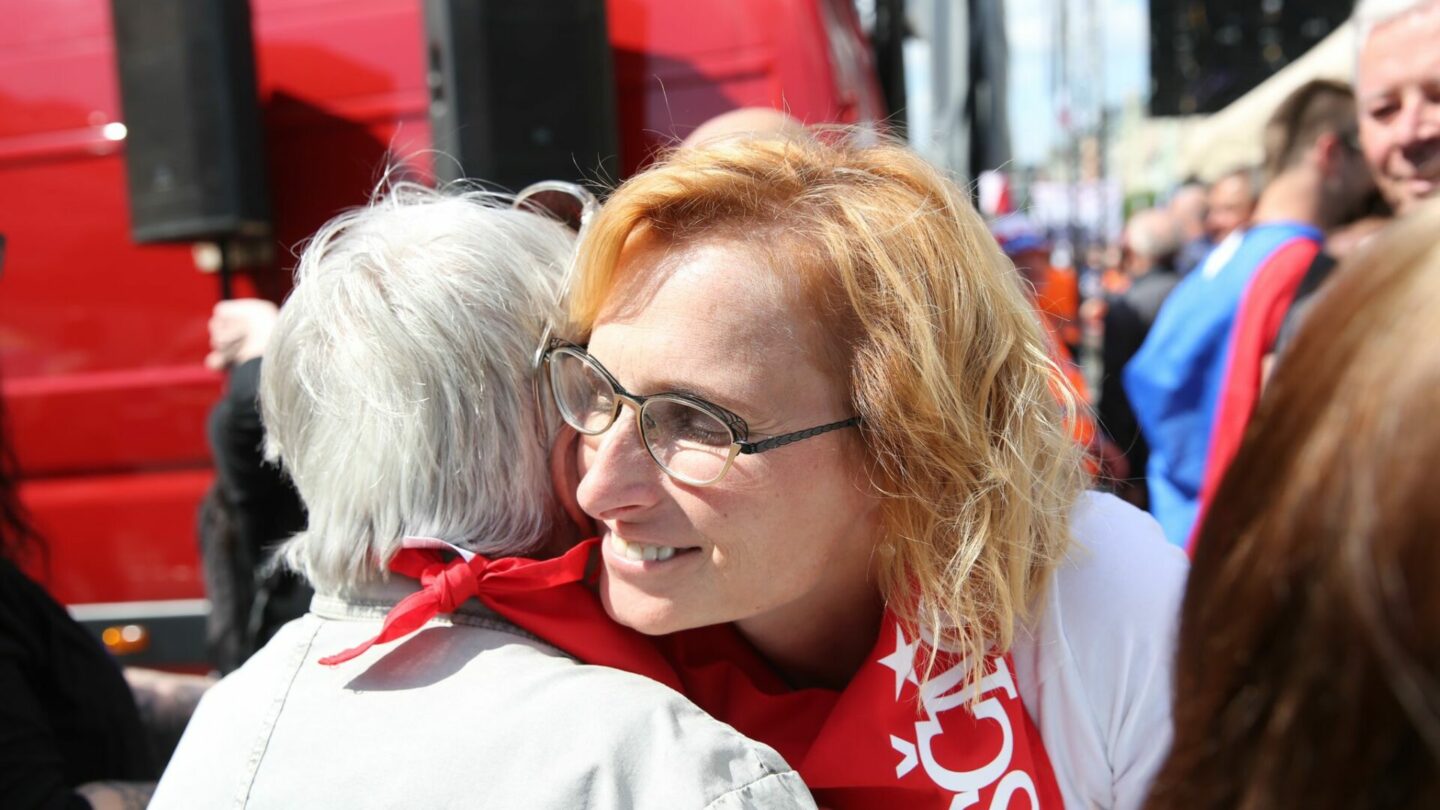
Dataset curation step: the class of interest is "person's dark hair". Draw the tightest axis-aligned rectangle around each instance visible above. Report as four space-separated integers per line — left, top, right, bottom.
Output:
0 394 41 566
1145 198 1440 810
0 236 41 566
1262 79 1359 182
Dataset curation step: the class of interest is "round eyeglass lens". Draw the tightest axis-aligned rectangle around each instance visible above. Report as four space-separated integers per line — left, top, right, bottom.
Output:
641 397 736 484
549 350 617 434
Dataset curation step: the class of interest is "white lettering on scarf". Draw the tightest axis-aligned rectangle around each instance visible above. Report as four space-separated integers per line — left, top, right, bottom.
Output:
883 624 1039 809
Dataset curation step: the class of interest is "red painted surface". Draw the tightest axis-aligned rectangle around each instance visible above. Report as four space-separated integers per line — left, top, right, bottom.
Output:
608 0 883 173
0 0 883 609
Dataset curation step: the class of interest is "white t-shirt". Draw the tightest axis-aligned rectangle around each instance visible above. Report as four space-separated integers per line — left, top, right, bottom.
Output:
1010 491 1189 810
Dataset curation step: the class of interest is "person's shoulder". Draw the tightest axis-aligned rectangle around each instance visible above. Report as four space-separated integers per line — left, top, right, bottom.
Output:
1127 270 1180 319
527 659 812 803
1070 490 1186 563
1245 222 1322 264
168 613 321 740
1012 493 1187 808
1255 231 1322 276
1138 257 1225 341
1021 491 1187 659
0 558 61 624
165 614 816 809
150 617 324 809
447 631 816 808
423 631 816 809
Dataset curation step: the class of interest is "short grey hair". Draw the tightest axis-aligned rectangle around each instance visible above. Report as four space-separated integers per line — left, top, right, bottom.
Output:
1355 0 1440 75
1125 207 1183 262
260 183 572 594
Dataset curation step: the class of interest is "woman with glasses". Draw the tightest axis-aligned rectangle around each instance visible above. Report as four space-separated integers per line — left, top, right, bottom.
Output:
544 133 1190 809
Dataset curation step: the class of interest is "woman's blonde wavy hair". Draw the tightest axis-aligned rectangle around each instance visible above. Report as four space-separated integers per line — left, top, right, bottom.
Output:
568 133 1088 680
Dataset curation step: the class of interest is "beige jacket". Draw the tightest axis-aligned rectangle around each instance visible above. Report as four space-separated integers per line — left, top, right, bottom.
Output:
150 580 814 809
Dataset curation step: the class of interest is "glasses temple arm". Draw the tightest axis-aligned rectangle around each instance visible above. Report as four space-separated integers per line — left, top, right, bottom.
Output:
736 417 862 455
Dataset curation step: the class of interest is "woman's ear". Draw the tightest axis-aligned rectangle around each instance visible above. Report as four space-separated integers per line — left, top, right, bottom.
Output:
549 425 595 540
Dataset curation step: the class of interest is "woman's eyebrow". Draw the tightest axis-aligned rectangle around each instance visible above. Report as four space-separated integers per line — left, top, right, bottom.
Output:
647 378 746 413
592 349 753 416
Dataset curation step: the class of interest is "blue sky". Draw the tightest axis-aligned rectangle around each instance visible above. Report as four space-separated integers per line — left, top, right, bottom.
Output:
1005 0 1150 164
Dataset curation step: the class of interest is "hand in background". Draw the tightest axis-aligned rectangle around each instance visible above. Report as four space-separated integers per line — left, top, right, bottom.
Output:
205 299 279 371
76 780 155 810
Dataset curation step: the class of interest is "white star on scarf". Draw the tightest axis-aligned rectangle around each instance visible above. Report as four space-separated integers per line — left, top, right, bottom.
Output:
877 623 921 700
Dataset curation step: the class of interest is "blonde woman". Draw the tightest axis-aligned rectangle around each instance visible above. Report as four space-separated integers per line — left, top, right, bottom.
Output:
546 134 1189 808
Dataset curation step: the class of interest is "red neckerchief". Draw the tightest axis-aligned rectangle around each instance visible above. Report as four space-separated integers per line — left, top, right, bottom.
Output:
322 538 1063 808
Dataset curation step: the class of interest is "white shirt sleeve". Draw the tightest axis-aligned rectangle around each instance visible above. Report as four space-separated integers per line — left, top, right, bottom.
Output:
1010 492 1189 810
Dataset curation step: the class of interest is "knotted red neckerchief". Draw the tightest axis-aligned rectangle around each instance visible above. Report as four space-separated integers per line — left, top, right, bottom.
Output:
322 538 1062 809
318 538 680 690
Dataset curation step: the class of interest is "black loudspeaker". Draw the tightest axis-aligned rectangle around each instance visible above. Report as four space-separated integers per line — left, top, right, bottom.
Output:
111 0 271 243
1148 0 1351 116
424 0 619 190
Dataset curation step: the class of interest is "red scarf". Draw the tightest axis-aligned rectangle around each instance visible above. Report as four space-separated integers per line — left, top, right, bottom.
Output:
322 539 1062 809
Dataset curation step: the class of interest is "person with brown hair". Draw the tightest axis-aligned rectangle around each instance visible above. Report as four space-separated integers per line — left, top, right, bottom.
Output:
0 335 156 807
1126 79 1374 549
1192 80 1378 551
1145 197 1440 810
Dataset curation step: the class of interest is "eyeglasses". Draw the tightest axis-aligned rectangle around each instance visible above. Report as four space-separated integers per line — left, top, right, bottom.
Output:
513 180 600 450
513 180 598 235
538 339 861 486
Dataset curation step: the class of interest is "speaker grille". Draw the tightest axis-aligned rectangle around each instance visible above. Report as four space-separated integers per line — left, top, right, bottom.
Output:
425 0 619 190
111 0 271 243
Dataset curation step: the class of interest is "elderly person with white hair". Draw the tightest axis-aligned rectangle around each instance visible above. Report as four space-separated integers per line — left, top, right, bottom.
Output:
1353 0 1440 218
148 185 814 810
1273 0 1440 349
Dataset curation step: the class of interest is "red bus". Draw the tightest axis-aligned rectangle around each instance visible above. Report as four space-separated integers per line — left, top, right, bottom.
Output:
0 0 888 666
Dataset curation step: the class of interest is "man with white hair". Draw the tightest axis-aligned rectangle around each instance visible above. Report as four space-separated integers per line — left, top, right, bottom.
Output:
149 185 814 809
1355 0 1440 216
1275 0 1440 344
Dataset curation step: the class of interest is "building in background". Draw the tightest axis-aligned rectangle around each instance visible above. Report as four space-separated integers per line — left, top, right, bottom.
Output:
901 0 1013 181
1149 0 1354 117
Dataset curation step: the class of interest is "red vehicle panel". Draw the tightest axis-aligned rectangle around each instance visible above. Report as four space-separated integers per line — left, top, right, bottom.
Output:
0 0 883 662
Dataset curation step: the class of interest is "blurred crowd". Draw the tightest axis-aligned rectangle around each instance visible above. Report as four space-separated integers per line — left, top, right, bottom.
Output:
3 0 1439 808
1039 0 1436 557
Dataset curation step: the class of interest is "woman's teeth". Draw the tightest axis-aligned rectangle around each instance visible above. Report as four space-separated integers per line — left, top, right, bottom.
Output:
611 534 679 562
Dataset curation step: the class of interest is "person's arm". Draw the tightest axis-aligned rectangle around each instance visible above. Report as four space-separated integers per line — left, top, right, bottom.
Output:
201 299 308 670
74 781 155 810
0 653 98 810
1044 495 1188 810
123 668 216 731
205 299 278 372
206 299 279 506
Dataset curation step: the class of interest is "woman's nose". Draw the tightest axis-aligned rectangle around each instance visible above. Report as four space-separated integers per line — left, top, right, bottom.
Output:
575 404 664 522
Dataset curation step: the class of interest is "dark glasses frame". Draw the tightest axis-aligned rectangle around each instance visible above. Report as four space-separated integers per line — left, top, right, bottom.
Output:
538 337 861 485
